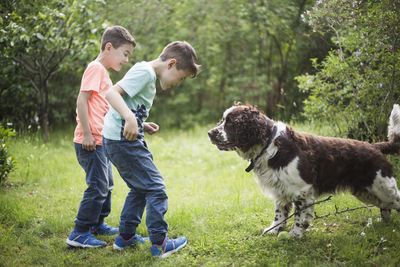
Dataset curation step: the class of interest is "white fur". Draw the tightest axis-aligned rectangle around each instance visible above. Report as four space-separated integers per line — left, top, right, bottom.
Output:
367 170 400 208
274 121 287 135
216 121 228 142
223 106 237 118
389 104 400 142
254 157 310 202
211 106 237 143
263 122 286 160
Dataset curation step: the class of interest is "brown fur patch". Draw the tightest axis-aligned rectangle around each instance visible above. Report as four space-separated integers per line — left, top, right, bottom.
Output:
224 106 273 152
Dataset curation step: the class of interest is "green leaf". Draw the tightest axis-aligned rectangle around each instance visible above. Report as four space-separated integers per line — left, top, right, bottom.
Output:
38 12 46 20
35 33 45 40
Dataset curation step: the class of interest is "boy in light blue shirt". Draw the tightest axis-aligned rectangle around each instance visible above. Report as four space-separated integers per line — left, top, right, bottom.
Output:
103 61 157 140
102 41 199 258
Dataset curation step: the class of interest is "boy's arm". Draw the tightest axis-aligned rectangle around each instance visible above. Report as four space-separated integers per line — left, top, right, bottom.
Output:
105 85 139 141
76 91 96 151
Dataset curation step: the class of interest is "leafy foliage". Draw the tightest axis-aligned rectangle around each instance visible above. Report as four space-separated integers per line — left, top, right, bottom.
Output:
0 125 15 185
297 0 400 141
0 0 104 140
1 0 328 134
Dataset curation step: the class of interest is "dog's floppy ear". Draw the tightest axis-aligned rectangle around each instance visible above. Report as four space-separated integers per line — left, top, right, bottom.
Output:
230 106 270 152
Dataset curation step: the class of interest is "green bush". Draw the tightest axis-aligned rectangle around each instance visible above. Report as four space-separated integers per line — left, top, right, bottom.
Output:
0 125 16 185
297 0 400 141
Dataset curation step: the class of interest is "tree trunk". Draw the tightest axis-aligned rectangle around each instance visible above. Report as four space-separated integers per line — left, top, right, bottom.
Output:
266 0 307 116
218 41 231 110
39 83 49 142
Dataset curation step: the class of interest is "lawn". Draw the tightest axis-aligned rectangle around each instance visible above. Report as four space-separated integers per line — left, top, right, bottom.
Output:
1 124 400 266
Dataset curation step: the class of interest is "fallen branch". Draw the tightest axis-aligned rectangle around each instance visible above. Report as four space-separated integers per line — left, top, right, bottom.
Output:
261 195 333 236
314 204 373 219
261 196 375 236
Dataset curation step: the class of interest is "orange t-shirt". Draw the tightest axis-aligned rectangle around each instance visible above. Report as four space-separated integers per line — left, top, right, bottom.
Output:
73 61 112 146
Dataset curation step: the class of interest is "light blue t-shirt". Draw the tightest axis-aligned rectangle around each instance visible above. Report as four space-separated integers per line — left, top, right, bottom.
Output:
102 61 157 140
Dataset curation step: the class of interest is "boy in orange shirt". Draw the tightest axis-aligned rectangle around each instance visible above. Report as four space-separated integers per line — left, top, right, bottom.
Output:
66 26 139 248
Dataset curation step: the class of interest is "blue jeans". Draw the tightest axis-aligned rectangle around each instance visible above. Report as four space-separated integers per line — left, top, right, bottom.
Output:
74 143 114 232
103 137 168 244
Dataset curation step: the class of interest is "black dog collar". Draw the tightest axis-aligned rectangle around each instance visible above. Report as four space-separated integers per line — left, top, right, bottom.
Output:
245 125 277 172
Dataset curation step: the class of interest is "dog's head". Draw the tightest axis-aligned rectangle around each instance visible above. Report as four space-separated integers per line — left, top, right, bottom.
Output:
208 105 274 152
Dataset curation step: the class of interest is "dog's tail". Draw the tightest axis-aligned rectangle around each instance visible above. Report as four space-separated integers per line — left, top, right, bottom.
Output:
374 104 400 154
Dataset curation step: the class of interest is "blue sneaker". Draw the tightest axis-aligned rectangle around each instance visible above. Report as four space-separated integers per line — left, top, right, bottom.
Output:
90 223 118 235
66 230 107 248
113 234 147 250
151 237 187 258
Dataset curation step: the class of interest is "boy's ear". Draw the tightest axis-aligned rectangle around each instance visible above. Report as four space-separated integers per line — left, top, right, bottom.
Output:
104 42 113 51
167 59 176 69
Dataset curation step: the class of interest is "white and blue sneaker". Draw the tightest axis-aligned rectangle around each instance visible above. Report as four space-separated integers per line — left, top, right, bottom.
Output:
90 223 118 235
113 234 147 250
151 237 187 258
66 230 107 248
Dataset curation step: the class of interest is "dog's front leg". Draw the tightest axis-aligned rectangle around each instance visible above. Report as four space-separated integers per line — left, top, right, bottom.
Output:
290 188 314 238
263 200 293 235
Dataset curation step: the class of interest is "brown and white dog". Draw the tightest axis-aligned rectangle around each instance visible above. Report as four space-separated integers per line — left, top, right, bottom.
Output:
208 104 400 238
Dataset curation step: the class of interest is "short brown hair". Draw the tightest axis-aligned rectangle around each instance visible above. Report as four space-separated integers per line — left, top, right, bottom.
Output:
101 25 136 51
159 41 200 78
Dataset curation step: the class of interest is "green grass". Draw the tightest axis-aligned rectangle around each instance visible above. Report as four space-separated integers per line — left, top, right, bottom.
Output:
1 124 400 266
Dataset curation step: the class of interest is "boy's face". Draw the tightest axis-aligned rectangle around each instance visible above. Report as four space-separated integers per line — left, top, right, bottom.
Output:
159 59 191 90
108 43 134 71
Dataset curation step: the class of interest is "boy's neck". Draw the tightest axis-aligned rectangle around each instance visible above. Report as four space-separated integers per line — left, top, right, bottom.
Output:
149 58 164 78
96 52 110 69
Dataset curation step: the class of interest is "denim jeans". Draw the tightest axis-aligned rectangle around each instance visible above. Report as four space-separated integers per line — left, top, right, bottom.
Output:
103 137 168 244
74 143 114 232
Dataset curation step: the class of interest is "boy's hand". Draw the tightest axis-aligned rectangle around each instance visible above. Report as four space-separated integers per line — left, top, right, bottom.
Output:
144 122 159 135
82 134 96 151
123 115 139 141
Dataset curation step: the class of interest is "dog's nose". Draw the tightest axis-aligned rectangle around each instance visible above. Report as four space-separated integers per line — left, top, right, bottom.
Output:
208 130 215 139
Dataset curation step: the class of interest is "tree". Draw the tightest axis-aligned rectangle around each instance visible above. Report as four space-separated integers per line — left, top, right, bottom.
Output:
100 0 330 127
296 0 400 141
244 0 321 118
0 0 103 141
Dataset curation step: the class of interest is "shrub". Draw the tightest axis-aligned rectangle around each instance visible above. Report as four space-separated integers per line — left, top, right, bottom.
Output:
0 125 16 185
297 0 400 141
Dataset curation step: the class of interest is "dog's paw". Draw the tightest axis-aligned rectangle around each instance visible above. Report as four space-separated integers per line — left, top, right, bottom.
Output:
289 228 303 239
262 226 281 235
